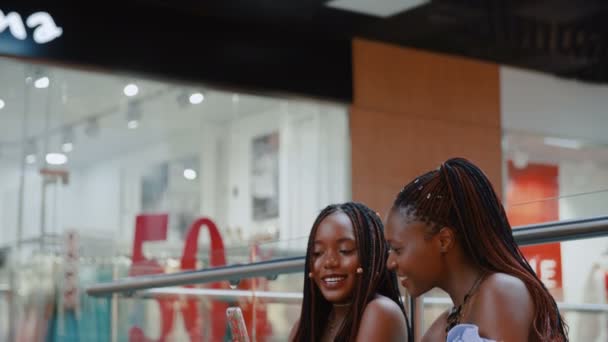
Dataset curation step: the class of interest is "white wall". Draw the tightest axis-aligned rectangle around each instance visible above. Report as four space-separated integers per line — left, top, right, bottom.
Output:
501 67 608 144
223 101 349 249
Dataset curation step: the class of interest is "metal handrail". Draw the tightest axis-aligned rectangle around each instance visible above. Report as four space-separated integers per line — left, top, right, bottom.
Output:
132 288 608 314
86 216 608 297
87 257 304 296
137 287 303 304
513 215 608 245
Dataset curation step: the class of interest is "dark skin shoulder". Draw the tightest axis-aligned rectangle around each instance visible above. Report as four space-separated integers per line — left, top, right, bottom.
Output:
356 295 409 342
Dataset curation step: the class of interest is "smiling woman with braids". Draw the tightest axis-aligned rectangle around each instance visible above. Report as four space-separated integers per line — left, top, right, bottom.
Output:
385 158 568 341
289 202 411 342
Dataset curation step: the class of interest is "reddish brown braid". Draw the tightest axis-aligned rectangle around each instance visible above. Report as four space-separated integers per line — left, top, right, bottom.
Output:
294 202 411 342
393 158 568 341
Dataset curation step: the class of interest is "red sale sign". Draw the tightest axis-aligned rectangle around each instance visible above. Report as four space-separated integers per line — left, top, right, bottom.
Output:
128 215 227 341
506 161 563 290
128 214 272 341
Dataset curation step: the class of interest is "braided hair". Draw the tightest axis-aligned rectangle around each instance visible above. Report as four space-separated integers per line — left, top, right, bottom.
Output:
293 202 411 342
393 158 568 341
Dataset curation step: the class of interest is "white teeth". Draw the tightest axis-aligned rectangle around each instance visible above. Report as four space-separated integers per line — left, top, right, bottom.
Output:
399 276 408 281
324 276 346 283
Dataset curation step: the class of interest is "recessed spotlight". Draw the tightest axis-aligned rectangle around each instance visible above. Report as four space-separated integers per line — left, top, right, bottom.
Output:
0 99 4 110
34 76 50 89
189 93 204 104
183 169 197 180
127 120 139 129
124 84 139 97
46 153 68 165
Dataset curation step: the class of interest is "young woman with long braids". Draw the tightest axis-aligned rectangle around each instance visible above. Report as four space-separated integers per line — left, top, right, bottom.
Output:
385 158 568 341
290 202 411 342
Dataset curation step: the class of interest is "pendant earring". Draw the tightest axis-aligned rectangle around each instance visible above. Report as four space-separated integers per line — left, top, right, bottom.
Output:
356 267 363 274
308 272 314 279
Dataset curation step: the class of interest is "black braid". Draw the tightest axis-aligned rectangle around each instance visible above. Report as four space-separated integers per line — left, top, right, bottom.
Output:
294 202 412 342
392 158 568 341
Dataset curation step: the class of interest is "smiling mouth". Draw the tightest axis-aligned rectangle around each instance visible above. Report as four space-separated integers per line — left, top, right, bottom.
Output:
321 275 347 287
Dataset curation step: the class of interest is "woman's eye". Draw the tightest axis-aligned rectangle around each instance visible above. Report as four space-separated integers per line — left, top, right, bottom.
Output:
339 249 354 255
389 247 402 255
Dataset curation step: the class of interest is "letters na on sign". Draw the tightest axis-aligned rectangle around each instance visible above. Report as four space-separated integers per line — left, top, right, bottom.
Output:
0 10 62 44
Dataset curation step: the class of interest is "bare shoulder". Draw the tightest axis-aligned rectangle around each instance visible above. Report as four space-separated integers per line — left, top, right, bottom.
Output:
468 273 534 340
475 272 533 315
365 295 407 318
356 295 408 342
422 310 448 342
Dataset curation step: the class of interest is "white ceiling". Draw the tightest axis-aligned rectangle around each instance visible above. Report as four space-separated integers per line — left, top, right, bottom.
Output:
1 57 607 170
0 57 282 168
501 66 608 166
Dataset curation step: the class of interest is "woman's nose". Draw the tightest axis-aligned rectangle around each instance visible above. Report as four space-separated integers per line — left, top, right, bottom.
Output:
324 253 338 268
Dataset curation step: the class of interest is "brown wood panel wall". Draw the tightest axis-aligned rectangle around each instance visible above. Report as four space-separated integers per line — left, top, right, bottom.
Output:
351 38 502 213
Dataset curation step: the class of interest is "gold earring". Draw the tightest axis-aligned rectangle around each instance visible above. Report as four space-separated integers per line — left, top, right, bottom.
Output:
356 267 363 274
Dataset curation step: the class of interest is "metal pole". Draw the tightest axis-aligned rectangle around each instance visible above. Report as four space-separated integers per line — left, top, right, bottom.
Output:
513 215 608 246
86 257 305 296
16 67 31 250
111 261 119 342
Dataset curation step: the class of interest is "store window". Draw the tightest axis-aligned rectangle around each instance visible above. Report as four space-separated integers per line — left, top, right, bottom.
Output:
0 56 350 340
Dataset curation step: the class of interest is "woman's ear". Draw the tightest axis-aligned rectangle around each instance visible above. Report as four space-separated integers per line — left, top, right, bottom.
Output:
436 227 455 254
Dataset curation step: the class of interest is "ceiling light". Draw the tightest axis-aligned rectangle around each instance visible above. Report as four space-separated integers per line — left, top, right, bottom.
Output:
0 99 5 110
189 92 204 104
124 84 139 97
326 0 429 18
127 120 139 129
34 76 50 89
183 169 197 180
46 153 68 165
543 137 582 150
